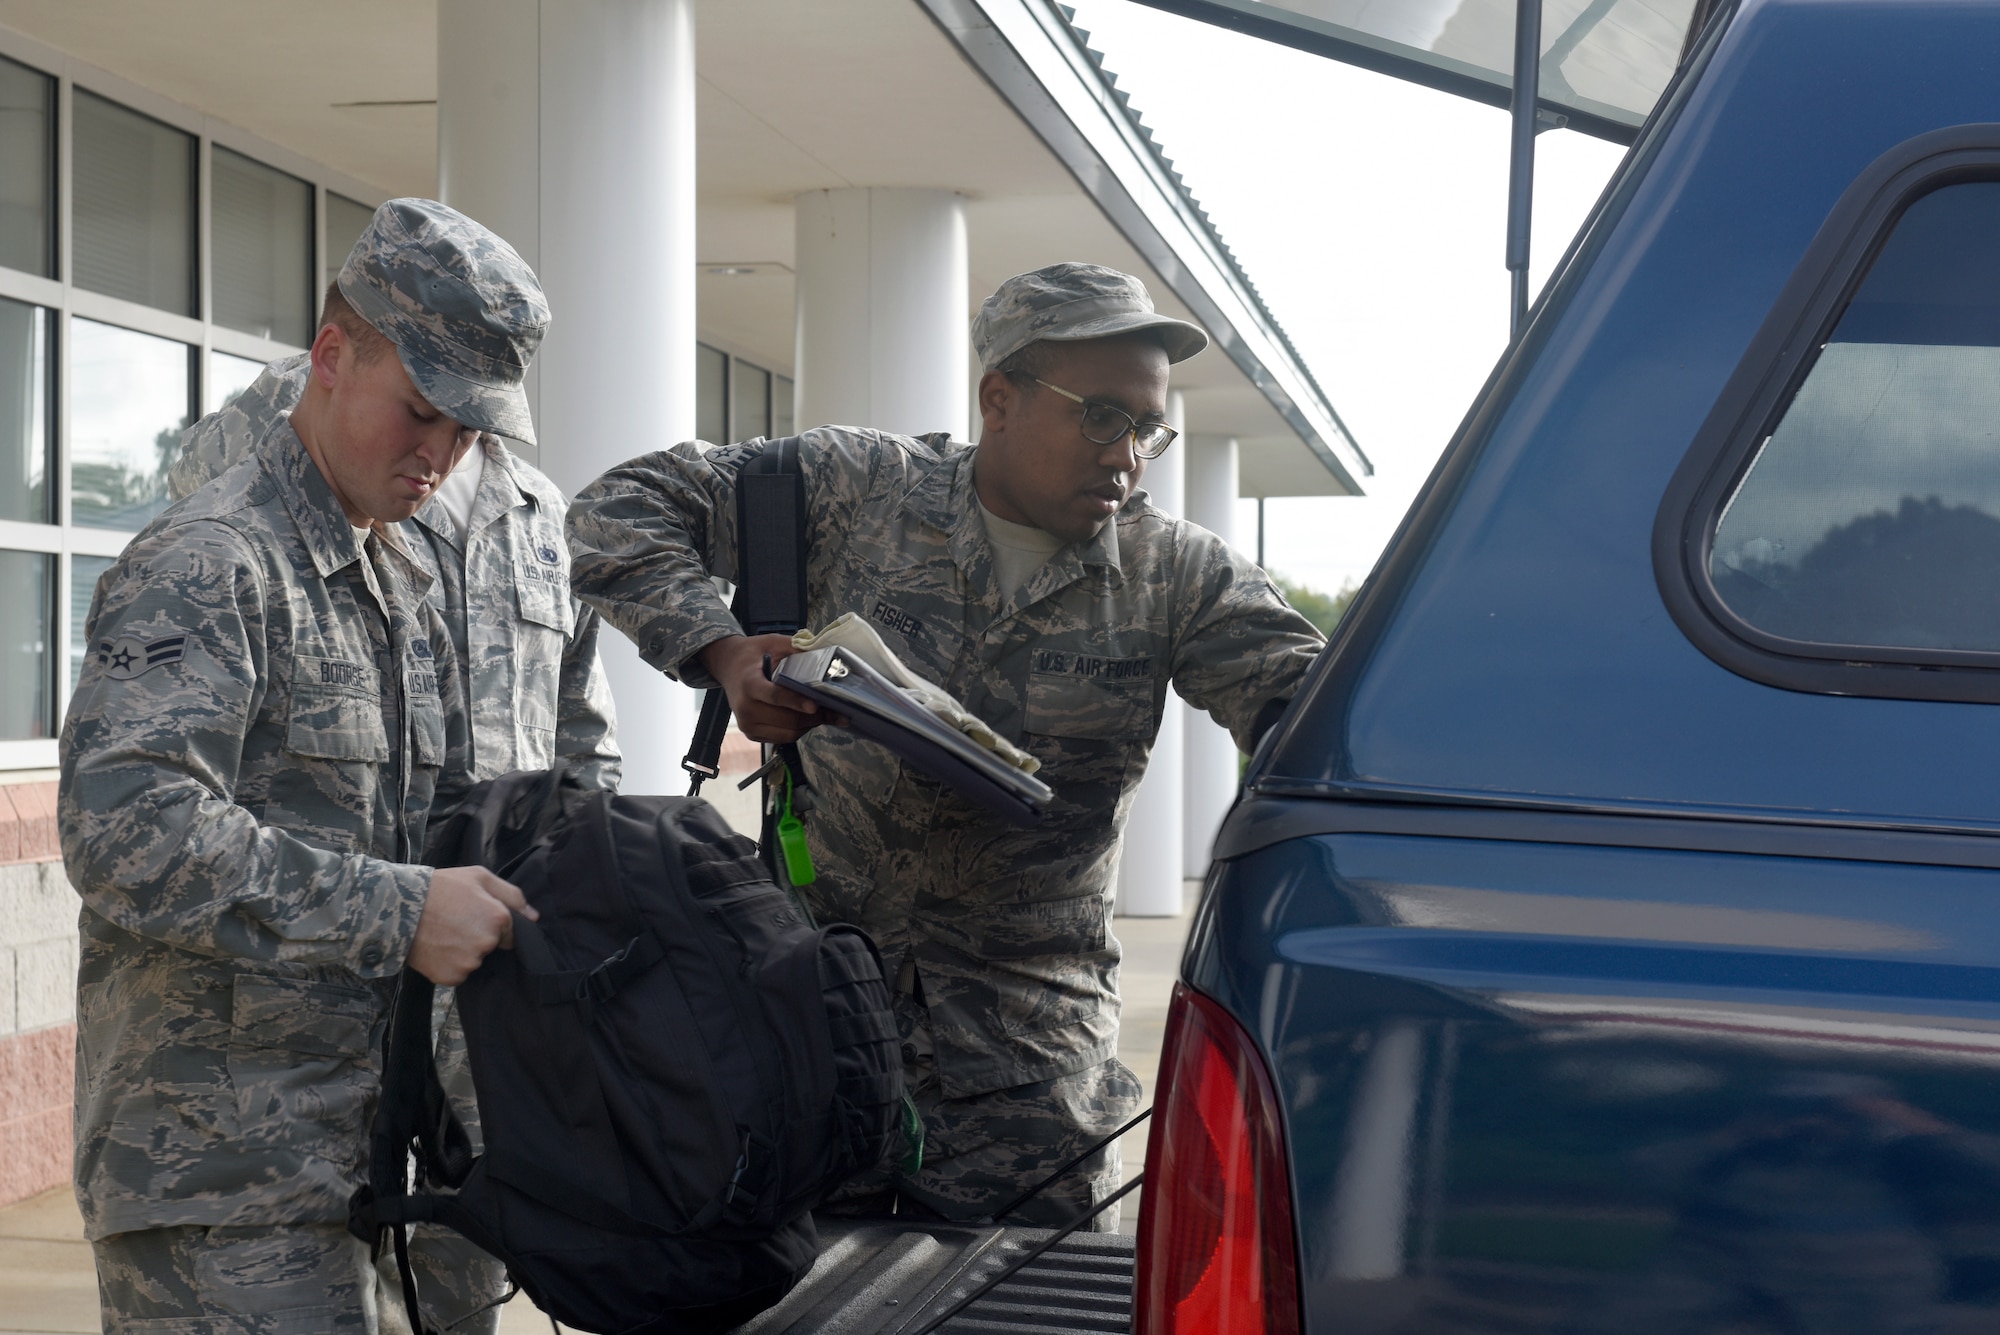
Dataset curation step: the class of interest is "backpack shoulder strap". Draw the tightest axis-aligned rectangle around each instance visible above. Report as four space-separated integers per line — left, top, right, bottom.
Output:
683 435 810 793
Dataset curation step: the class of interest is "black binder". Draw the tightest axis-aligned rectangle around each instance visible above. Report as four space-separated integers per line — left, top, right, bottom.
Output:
772 647 1054 827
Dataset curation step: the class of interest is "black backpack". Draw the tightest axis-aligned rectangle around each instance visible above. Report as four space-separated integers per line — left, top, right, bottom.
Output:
350 765 902 1335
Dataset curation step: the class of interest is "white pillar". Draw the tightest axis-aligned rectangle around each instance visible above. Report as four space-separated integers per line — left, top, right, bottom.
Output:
437 0 700 796
794 188 969 440
1182 435 1241 876
1116 392 1185 917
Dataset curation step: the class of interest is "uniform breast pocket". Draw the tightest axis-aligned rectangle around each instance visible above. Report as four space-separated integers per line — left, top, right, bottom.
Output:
407 669 444 768
515 559 575 637
286 658 387 762
226 974 381 1145
1024 664 1154 740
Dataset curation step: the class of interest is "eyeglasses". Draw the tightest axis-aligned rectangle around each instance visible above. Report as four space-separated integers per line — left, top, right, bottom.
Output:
1031 378 1178 459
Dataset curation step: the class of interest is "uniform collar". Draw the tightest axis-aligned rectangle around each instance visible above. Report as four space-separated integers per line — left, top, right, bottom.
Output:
905 446 1123 571
411 436 530 548
267 420 434 597
903 444 1124 618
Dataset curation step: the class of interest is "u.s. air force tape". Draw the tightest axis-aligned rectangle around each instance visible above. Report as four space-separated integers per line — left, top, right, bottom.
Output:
97 631 189 680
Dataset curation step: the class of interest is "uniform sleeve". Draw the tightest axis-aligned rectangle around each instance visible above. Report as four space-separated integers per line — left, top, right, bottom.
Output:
58 523 429 978
565 428 881 690
552 602 623 791
1168 524 1326 754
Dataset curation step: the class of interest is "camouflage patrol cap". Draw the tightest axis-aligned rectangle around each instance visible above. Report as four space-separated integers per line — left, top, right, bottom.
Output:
337 198 548 445
972 262 1207 370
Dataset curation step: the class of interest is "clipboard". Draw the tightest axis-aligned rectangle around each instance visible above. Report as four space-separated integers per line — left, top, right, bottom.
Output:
772 646 1054 827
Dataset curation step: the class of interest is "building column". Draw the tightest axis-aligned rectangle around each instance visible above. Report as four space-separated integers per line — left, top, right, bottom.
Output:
794 188 969 440
1182 435 1241 876
437 0 700 796
1116 392 1185 918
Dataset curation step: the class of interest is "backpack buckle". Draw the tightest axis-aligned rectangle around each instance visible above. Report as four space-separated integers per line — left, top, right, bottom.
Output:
579 938 639 1004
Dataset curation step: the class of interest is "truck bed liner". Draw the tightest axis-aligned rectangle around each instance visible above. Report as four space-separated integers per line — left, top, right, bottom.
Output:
730 1217 1135 1334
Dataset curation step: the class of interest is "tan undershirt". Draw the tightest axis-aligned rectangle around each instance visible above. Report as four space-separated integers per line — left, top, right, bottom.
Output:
979 499 1066 601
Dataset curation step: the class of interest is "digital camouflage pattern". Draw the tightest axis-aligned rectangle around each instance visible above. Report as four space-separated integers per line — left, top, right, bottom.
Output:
61 420 464 1242
567 425 1324 1208
172 354 621 791
94 1221 380 1333
828 1018 1145 1232
339 198 548 444
970 262 1207 369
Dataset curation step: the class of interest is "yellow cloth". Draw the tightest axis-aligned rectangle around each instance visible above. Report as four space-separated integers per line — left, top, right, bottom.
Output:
792 613 1041 773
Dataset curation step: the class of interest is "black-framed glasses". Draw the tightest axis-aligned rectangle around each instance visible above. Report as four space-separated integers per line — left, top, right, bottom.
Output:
1031 378 1178 459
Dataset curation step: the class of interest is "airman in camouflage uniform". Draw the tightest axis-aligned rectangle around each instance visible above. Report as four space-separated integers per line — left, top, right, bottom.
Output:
63 198 549 1332
171 225 621 1335
567 263 1325 1228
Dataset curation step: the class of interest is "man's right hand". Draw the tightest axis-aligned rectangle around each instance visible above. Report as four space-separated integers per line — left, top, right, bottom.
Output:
701 633 823 743
408 866 538 985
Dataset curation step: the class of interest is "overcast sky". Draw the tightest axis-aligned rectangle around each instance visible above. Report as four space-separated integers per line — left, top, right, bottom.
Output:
1065 0 1628 598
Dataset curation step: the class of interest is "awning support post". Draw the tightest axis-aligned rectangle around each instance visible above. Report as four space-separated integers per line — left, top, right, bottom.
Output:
1507 0 1543 337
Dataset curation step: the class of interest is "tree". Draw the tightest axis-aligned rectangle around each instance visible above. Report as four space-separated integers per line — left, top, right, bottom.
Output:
1273 573 1357 637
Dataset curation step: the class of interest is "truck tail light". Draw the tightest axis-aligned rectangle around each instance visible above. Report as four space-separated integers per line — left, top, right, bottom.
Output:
1136 982 1301 1335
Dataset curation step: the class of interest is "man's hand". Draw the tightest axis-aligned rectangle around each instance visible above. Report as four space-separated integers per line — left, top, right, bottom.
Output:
408 866 538 986
701 633 823 743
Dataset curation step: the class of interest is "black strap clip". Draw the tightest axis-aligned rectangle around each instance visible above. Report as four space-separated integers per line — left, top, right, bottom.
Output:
580 937 640 1005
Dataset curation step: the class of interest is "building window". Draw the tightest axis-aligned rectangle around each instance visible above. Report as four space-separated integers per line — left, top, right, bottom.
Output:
69 554 115 690
0 297 52 525
0 54 54 279
207 349 268 414
695 343 794 443
69 319 195 531
774 374 795 436
732 358 771 440
1710 181 2000 654
212 146 313 346
71 89 197 317
324 191 374 293
696 343 727 442
0 549 52 741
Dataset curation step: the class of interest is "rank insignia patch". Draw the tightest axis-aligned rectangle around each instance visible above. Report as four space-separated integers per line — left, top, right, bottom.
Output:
98 631 189 680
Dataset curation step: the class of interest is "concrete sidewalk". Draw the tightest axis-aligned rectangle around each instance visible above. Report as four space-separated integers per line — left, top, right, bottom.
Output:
0 899 1193 1333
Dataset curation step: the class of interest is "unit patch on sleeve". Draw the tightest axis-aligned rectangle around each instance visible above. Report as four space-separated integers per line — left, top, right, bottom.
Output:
97 630 189 680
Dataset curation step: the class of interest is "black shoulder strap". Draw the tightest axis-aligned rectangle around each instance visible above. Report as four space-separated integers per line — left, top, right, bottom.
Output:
735 434 810 636
350 969 472 1335
683 436 809 794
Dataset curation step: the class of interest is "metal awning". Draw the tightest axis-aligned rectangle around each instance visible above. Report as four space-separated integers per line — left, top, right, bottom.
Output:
1121 0 1713 143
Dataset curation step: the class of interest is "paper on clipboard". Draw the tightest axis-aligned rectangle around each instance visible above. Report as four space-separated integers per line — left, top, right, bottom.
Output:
772 646 1054 827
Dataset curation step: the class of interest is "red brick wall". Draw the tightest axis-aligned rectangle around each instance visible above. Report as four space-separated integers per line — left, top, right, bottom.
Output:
0 780 74 1208
0 1020 73 1206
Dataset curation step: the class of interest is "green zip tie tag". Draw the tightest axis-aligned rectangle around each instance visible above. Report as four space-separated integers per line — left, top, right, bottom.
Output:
897 1093 925 1176
776 770 816 888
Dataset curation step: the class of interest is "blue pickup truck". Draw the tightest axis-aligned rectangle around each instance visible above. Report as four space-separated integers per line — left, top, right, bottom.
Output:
1135 0 2000 1331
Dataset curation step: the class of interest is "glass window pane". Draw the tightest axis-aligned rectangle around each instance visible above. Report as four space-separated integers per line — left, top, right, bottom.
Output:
0 55 54 278
773 375 794 437
324 192 375 295
73 90 195 316
1712 182 2000 652
696 343 726 443
0 298 50 523
212 147 312 346
731 359 770 440
70 318 194 531
0 550 51 740
69 555 115 690
208 350 267 414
